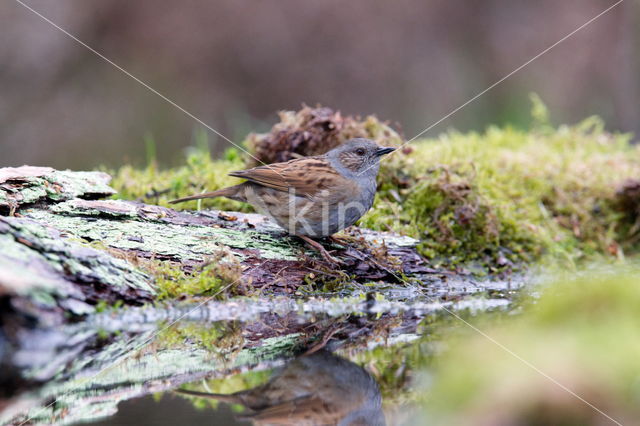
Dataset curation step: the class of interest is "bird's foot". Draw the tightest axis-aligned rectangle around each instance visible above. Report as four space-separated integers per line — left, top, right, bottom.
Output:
298 235 345 265
303 325 345 355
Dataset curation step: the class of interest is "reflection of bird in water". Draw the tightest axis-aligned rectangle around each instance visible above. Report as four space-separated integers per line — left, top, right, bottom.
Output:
176 350 385 426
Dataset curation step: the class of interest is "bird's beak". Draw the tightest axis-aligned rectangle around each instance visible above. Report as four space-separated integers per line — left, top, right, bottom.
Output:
374 146 396 156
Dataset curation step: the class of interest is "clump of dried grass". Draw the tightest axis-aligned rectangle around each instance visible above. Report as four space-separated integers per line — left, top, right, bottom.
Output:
244 105 403 165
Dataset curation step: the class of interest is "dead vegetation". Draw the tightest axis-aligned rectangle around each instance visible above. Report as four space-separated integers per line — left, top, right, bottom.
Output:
244 105 403 165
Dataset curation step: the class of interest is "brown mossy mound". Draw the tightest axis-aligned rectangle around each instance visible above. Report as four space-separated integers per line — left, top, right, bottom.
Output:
244 105 403 165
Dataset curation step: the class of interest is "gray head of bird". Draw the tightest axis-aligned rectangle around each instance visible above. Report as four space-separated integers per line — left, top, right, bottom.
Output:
326 138 395 178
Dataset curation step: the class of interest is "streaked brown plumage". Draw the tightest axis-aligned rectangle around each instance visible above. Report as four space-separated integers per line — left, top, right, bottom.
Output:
170 139 395 262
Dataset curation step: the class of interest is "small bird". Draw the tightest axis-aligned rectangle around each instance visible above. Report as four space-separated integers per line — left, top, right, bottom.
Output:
170 138 395 262
175 350 385 425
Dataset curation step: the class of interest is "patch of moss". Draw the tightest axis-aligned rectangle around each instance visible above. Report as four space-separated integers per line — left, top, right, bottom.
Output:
155 321 244 354
361 97 640 270
423 267 640 424
152 251 242 299
108 143 248 212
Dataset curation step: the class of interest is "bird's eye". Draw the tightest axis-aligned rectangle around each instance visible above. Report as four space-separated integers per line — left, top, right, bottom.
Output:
355 148 365 156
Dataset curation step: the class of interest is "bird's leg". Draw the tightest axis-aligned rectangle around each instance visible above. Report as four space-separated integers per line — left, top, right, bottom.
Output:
298 235 345 265
303 325 345 355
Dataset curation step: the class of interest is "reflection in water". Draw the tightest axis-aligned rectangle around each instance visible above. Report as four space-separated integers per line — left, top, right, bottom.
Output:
177 350 385 426
0 265 513 425
93 394 246 426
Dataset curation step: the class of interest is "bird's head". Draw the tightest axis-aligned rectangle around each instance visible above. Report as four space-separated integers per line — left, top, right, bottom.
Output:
327 138 395 177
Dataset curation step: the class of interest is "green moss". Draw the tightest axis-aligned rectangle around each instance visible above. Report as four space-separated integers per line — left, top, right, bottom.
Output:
423 267 640 424
361 98 639 270
109 98 639 272
156 321 243 353
109 145 247 212
152 252 242 299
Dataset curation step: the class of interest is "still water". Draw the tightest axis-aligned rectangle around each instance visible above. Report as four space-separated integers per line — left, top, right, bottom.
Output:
1 278 517 425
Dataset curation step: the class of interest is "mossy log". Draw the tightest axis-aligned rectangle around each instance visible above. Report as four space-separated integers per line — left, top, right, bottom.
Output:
1 165 479 323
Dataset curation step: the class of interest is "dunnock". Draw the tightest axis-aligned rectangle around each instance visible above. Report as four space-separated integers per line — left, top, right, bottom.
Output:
170 138 395 262
175 350 385 426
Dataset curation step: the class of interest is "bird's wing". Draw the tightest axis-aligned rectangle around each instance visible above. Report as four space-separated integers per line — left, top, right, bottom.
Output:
229 157 342 198
243 396 343 425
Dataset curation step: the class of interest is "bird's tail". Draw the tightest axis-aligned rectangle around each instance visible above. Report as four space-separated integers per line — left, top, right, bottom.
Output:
169 184 243 204
173 388 242 405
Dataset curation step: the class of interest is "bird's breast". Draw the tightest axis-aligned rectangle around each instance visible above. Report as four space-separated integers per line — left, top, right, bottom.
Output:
240 178 377 237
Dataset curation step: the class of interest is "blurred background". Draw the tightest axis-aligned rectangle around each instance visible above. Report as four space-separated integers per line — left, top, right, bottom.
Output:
0 0 637 170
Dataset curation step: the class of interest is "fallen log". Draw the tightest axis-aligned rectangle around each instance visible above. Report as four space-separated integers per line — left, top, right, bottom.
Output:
0 165 451 323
